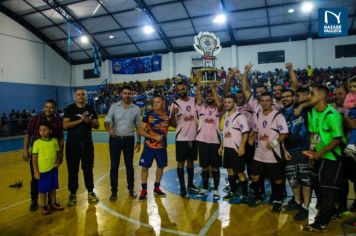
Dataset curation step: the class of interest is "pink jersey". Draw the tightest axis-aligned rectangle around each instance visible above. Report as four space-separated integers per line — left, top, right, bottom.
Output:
196 104 221 144
236 103 254 132
223 111 249 149
247 96 283 113
253 110 288 163
344 93 356 109
170 97 197 141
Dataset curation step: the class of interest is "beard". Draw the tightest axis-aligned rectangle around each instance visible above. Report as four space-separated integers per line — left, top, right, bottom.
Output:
179 92 187 98
206 100 214 106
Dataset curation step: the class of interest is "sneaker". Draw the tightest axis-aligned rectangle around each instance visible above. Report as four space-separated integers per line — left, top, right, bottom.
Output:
30 201 38 212
88 192 99 203
294 207 309 221
109 193 117 202
51 203 64 211
41 205 49 215
223 186 230 193
67 194 77 206
240 195 249 204
344 144 356 157
223 192 237 201
213 190 220 201
271 201 282 212
305 223 328 232
248 196 262 207
285 199 301 211
350 200 356 212
188 185 199 193
154 188 166 198
129 190 137 199
197 188 208 198
139 190 147 202
180 190 189 198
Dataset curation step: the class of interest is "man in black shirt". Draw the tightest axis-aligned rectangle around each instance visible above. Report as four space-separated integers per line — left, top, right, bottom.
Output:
63 88 99 206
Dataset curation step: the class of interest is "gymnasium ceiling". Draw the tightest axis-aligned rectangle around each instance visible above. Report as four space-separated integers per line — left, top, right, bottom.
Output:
0 0 356 65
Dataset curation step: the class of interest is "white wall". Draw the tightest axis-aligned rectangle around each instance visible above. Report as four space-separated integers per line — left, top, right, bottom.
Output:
0 12 71 86
237 40 308 72
73 35 356 86
313 35 356 68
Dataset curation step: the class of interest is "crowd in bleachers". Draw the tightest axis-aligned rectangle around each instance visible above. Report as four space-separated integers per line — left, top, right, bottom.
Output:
0 109 37 137
1 65 356 138
91 65 356 114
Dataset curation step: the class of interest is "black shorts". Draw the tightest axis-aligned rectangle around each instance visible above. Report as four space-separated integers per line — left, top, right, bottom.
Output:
198 142 221 168
285 150 312 187
251 160 284 180
342 155 356 183
223 147 245 173
245 143 255 166
319 158 343 189
176 141 198 162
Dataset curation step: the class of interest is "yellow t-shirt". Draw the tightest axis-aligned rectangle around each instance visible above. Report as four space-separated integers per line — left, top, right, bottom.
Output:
32 138 59 173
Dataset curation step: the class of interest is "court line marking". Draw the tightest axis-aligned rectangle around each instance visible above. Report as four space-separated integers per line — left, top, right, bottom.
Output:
0 171 117 212
198 209 219 236
95 173 214 236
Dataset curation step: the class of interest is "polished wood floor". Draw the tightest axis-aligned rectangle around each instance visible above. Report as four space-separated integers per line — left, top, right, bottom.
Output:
0 143 355 236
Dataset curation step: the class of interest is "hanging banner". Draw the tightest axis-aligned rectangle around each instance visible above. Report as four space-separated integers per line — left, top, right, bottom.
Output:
191 56 204 68
112 55 161 74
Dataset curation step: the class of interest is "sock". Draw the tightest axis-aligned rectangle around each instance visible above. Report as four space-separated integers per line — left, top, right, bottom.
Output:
212 170 220 190
187 167 194 187
260 177 265 195
228 175 237 193
141 183 147 190
273 183 284 201
251 181 260 197
177 168 185 191
202 170 209 189
154 182 160 190
240 180 248 196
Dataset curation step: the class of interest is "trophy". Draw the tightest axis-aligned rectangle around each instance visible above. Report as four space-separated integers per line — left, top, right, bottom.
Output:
193 32 222 84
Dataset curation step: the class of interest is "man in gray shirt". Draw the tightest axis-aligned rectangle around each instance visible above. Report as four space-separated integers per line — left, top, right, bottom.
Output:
104 85 141 201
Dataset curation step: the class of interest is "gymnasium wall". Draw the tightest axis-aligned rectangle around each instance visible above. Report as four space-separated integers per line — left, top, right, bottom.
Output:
73 35 356 87
0 12 72 115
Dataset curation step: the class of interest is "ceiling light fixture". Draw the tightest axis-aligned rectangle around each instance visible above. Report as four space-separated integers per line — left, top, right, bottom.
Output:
143 25 155 34
301 1 314 13
109 35 115 39
213 14 226 24
80 35 89 44
288 8 295 13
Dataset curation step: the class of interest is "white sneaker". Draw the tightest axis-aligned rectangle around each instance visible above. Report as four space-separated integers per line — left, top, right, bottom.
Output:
345 144 356 158
213 190 220 200
197 188 208 198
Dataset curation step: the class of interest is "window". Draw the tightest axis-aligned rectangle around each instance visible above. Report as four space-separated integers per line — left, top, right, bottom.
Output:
335 44 356 58
258 50 285 64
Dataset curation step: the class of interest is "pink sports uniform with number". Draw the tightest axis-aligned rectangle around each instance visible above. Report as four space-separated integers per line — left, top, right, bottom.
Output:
253 110 288 163
223 111 249 149
196 105 221 144
247 96 283 113
236 103 254 132
170 97 197 141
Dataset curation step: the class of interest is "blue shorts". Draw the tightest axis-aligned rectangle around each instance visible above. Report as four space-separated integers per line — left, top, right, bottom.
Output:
139 146 167 168
38 168 59 193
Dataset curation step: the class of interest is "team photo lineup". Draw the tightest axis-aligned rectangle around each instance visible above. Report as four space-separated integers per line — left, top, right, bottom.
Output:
1 0 356 235
16 62 356 234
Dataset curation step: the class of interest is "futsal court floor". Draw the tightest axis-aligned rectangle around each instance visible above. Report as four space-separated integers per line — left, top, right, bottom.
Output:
0 132 355 236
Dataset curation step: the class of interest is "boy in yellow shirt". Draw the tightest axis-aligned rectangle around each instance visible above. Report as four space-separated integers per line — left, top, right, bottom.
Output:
32 122 64 215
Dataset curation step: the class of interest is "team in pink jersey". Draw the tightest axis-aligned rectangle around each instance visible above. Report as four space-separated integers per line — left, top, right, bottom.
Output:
248 93 288 211
169 82 199 197
220 94 250 201
195 81 223 200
